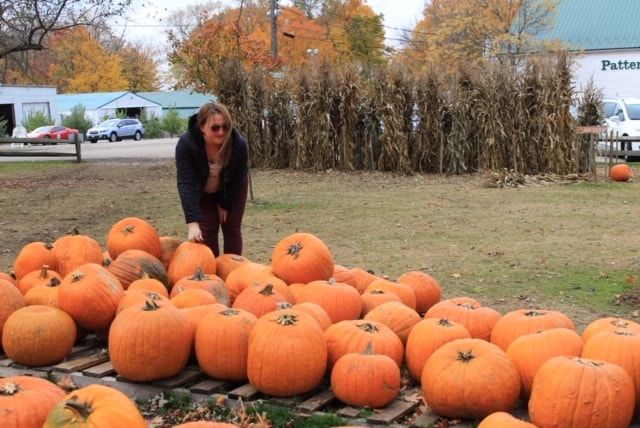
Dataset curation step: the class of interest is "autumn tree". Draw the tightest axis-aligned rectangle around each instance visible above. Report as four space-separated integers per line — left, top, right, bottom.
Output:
118 41 161 92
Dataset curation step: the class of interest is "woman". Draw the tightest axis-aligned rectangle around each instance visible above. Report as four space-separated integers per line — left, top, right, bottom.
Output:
175 102 249 257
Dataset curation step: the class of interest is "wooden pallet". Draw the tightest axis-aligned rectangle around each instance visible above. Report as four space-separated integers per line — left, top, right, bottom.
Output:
0 335 423 427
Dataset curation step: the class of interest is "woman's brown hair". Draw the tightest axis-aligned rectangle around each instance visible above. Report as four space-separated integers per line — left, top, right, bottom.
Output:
197 102 234 167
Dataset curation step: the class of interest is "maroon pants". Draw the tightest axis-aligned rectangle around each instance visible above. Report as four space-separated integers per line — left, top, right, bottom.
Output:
199 177 248 257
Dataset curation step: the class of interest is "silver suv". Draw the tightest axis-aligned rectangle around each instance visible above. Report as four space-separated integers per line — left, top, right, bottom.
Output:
87 118 145 143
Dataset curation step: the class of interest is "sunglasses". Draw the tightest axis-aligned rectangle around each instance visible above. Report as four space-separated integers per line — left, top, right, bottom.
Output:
210 124 229 133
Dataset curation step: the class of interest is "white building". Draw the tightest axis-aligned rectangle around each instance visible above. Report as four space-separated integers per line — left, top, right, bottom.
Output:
57 91 163 126
0 85 58 136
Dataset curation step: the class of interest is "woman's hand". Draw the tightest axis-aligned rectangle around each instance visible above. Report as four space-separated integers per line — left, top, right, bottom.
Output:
188 222 203 242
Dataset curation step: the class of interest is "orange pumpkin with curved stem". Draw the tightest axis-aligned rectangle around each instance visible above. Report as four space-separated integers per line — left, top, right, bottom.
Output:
232 280 294 318
12 241 58 280
331 342 401 408
529 356 635 428
224 262 274 303
0 376 66 428
271 232 334 284
43 384 147 428
106 216 162 260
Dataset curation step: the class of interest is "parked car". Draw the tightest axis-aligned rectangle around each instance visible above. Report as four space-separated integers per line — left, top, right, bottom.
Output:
602 98 640 148
86 118 145 143
27 125 80 140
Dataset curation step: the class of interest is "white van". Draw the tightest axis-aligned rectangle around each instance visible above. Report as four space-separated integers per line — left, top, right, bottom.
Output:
602 98 640 151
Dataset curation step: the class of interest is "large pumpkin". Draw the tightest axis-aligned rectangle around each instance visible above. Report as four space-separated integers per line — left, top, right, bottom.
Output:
581 316 640 343
422 338 521 419
43 384 147 428
106 248 169 290
528 356 635 428
167 241 217 287
506 327 584 399
53 229 104 278
247 308 327 397
2 305 77 366
424 296 501 341
195 308 258 381
295 278 363 323
109 300 193 381
58 263 125 330
12 241 58 280
0 376 66 428
106 216 162 260
271 232 334 284
490 308 575 351
331 342 401 408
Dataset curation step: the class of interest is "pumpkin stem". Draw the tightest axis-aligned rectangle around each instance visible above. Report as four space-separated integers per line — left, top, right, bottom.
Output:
437 318 455 327
277 302 293 310
287 241 303 259
221 308 240 316
62 395 93 421
190 266 209 281
143 300 162 311
47 277 62 287
272 313 298 326
121 225 136 236
70 271 85 283
457 350 475 363
259 283 275 296
38 265 50 279
1 382 20 395
363 341 375 355
524 310 545 317
357 322 380 334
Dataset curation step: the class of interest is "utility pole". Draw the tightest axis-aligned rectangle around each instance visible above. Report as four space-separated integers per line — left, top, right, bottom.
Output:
269 0 280 59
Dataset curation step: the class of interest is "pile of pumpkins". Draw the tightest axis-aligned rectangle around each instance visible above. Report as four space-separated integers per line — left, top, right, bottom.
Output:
1 216 640 428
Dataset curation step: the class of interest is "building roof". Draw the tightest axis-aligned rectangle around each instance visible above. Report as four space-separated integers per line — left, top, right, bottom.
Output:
139 90 216 110
57 91 161 111
544 0 640 51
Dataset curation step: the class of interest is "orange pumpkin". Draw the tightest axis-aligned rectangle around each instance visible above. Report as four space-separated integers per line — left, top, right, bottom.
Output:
53 229 104 277
195 308 258 381
324 319 404 369
363 300 421 345
23 277 62 307
331 342 401 408
106 248 169 290
364 278 417 310
106 216 162 260
271 232 334 284
422 338 521 419
0 278 26 337
43 384 147 427
289 301 333 331
215 253 251 280
295 278 363 323
405 317 471 381
170 288 219 309
2 305 77 366
529 356 635 428
170 267 229 305
247 308 327 397
506 327 584 399
12 241 58 280
490 308 575 351
167 241 217 287
109 300 192 381
396 270 442 314
17 265 62 295
58 263 125 330
360 289 402 316
478 411 537 427
424 296 501 341
224 262 275 303
232 280 294 318
0 376 66 428
610 163 632 182
117 289 171 314
127 274 170 298
0 271 17 286
581 316 640 343
159 236 183 270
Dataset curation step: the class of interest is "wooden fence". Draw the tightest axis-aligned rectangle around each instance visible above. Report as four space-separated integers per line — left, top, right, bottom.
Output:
0 135 82 162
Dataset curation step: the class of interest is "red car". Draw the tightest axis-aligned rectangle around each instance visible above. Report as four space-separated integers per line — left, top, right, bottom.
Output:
27 125 80 140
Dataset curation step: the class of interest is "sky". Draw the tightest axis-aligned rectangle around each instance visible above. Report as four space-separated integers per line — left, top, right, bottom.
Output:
122 0 425 47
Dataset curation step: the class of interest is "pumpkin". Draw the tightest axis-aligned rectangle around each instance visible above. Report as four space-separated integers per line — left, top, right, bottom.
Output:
109 300 193 381
224 262 275 303
43 384 147 428
247 308 327 397
422 338 521 419
167 241 217 287
506 327 584 399
288 301 333 331
0 271 17 286
424 296 501 341
528 356 635 428
360 289 403 316
0 376 66 428
582 329 640 412
53 229 104 278
23 277 62 307
170 267 229 305
195 308 257 381
127 274 170 298
363 278 417 310
106 216 162 260
405 317 471 381
0 278 26 337
396 270 442 314
170 288 219 309
58 263 125 330
490 308 575 351
215 253 251 280
106 248 169 290
610 163 632 182
363 300 421 345
477 411 537 427
159 236 183 270
12 241 58 280
295 278 363 323
271 232 334 284
232 280 294 318
17 265 62 295
181 302 229 359
331 342 401 408
2 305 76 366
324 319 404 369
116 289 171 314
581 316 640 343
346 267 381 294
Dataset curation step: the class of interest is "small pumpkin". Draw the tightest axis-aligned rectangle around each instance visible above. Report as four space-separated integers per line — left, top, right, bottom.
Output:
529 356 635 428
331 341 401 408
43 384 147 428
360 289 402 316
23 277 63 307
610 163 632 182
364 278 417 310
232 280 294 318
0 376 66 428
127 274 170 298
17 265 62 296
271 232 334 284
